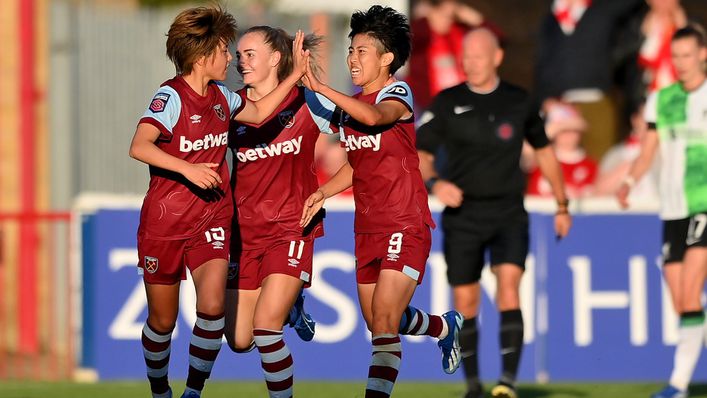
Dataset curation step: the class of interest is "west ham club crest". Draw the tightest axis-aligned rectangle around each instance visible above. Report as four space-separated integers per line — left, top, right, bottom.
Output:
144 256 159 274
278 110 295 128
213 104 226 121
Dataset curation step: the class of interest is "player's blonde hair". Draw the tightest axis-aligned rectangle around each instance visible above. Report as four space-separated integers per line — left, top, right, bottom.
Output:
166 4 237 74
242 26 323 82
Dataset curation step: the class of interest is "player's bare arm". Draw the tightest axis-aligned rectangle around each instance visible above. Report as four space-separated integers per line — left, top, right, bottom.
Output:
616 129 659 209
300 162 353 228
303 63 410 126
235 30 310 124
129 123 222 190
535 145 572 238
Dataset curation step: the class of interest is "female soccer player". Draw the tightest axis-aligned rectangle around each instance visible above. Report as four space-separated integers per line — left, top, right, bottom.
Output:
223 26 335 398
128 6 307 398
299 6 462 398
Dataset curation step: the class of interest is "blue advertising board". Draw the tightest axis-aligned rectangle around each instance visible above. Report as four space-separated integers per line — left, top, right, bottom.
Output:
79 205 707 381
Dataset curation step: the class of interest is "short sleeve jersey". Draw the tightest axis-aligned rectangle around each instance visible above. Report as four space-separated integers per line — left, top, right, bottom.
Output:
230 86 336 248
137 76 244 240
416 81 549 201
644 81 707 220
340 81 434 233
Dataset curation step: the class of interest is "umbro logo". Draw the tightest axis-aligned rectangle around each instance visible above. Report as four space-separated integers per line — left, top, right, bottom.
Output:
288 258 300 267
453 105 473 115
387 253 400 262
236 126 247 136
190 115 202 124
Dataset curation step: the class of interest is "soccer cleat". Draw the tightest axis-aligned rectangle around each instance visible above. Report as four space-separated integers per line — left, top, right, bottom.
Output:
491 384 518 398
288 292 316 342
438 310 463 374
179 391 200 398
651 385 687 398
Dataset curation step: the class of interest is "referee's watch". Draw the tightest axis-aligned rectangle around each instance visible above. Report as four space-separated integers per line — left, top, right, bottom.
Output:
425 177 439 193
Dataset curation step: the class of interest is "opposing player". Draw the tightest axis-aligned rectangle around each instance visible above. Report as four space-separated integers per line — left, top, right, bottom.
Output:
128 6 307 398
299 6 462 398
618 24 707 398
223 26 335 398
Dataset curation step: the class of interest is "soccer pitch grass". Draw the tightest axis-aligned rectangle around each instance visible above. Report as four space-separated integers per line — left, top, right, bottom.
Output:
1 381 707 398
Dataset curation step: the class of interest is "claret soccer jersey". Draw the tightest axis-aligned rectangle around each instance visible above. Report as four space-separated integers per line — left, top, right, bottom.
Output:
137 76 244 240
340 81 435 233
230 86 336 248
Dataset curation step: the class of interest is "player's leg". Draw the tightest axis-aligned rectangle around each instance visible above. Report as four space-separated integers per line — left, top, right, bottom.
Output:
354 233 403 398
182 258 228 398
664 216 707 397
393 227 462 374
445 225 486 398
144 282 180 398
282 240 316 342
139 237 184 398
363 269 417 398
253 274 303 398
181 219 231 398
224 251 261 354
653 219 690 398
489 217 528 398
251 239 315 398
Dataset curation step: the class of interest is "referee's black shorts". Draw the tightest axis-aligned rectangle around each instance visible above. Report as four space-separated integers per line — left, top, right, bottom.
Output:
441 199 529 286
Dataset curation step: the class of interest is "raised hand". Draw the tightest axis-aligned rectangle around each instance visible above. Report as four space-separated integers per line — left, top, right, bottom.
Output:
302 59 323 92
300 190 325 228
292 30 310 79
181 162 222 190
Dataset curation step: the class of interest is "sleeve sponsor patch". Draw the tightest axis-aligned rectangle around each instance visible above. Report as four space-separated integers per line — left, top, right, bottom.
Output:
149 93 170 113
386 85 408 97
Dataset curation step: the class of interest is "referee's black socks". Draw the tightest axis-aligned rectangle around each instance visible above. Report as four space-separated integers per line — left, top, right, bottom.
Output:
460 317 481 393
499 309 524 387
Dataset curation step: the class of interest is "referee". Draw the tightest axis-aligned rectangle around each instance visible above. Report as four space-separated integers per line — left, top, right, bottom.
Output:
416 28 571 398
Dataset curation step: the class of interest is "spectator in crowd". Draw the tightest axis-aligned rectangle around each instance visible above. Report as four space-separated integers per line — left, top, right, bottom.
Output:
417 28 571 398
408 0 501 112
594 102 660 201
535 0 644 160
617 0 689 124
527 100 597 199
617 25 707 398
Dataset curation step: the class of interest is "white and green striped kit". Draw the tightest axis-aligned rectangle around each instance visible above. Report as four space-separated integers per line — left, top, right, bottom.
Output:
645 81 707 220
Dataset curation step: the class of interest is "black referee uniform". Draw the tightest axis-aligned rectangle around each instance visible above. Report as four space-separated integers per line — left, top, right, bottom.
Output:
417 80 551 397
417 81 549 284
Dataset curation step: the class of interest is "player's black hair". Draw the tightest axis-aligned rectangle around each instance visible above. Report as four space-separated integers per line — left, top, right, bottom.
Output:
349 5 411 75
